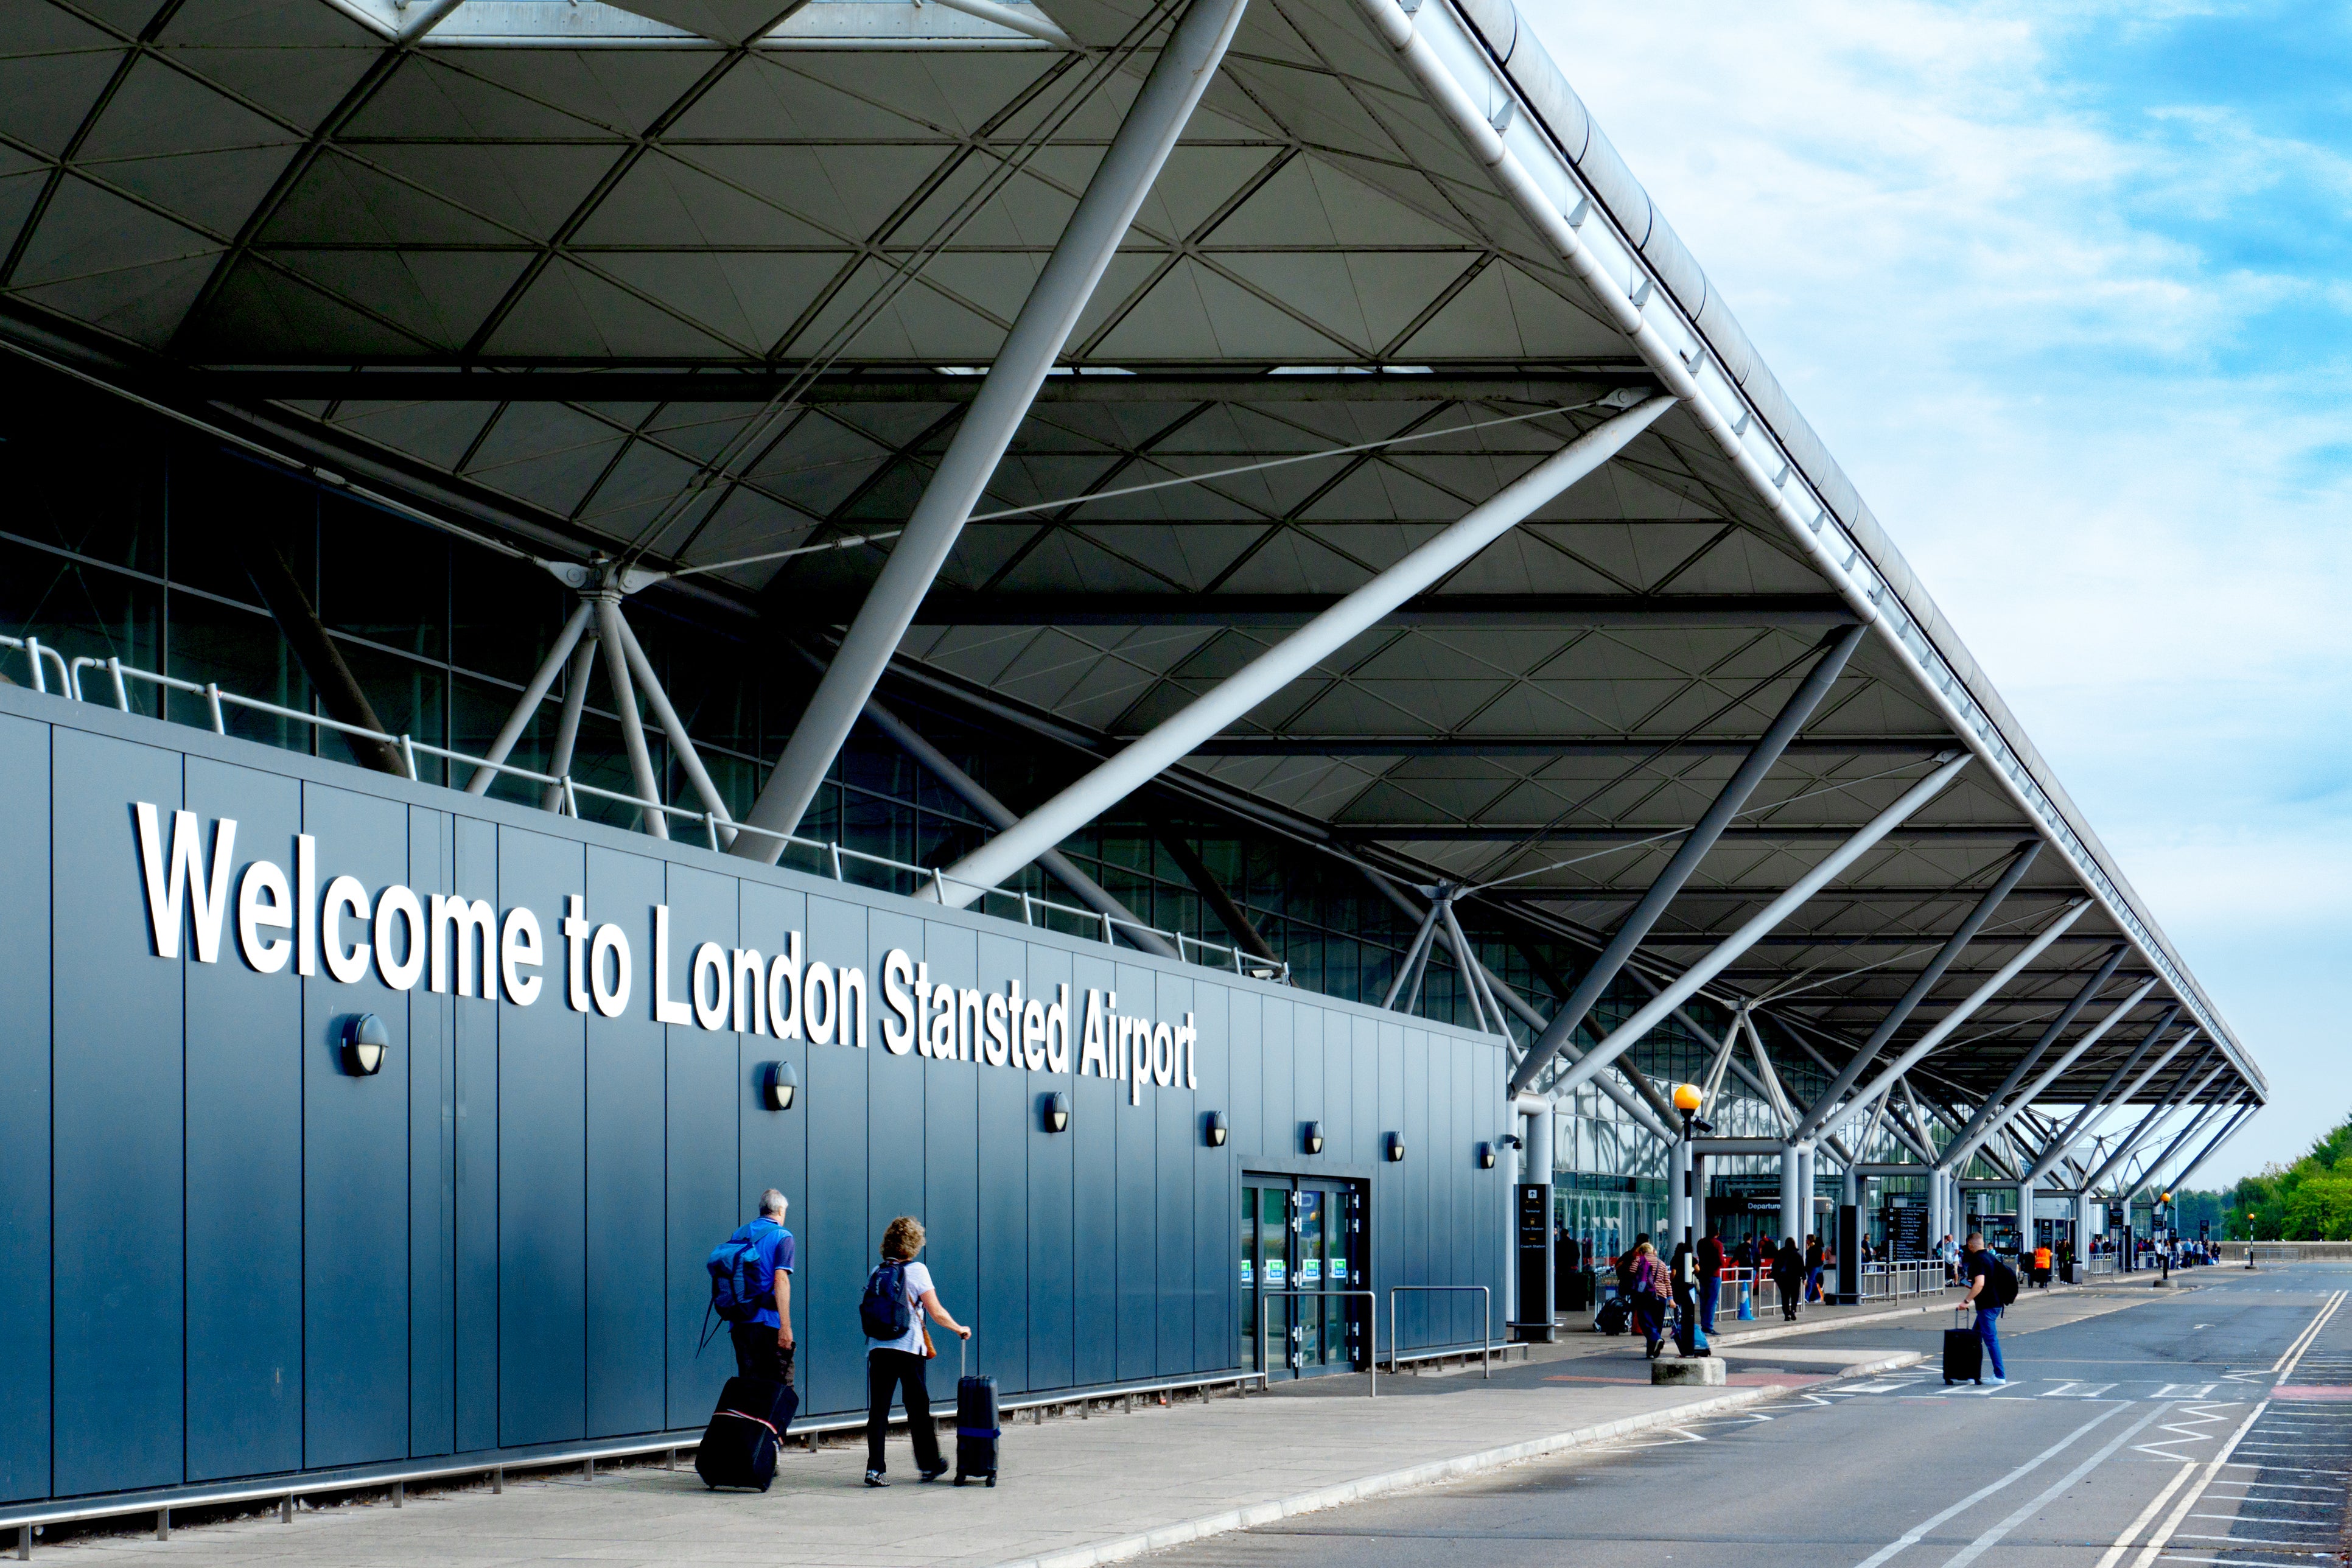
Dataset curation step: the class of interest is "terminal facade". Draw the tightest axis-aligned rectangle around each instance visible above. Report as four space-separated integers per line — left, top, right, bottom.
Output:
0 0 2259 1521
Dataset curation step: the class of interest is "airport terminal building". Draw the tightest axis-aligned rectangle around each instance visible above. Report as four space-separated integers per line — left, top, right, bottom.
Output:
0 0 2263 1525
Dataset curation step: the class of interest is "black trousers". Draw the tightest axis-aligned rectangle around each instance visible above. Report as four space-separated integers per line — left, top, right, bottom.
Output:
730 1323 795 1387
866 1348 942 1475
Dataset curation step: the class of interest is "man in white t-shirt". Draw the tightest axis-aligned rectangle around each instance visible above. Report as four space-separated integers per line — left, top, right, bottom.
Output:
864 1215 970 1488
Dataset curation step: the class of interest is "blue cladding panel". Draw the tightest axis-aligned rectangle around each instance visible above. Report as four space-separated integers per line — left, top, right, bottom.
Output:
867 907 925 1348
731 880 807 1414
1260 1003 1292 1166
1155 973 1194 1375
1066 950 1116 1388
1294 1004 1325 1169
975 933 1027 1396
588 847 671 1438
1191 984 1231 1373
664 866 740 1430
1375 1024 1405 1351
497 829 587 1447
1401 1031 1430 1349
52 730 184 1496
184 759 303 1482
408 808 456 1458
0 716 49 1502
1024 943 1075 1393
452 817 499 1452
1225 993 1261 1164
1113 962 1155 1384
301 783 411 1468
919 948 978 1409
800 894 870 1418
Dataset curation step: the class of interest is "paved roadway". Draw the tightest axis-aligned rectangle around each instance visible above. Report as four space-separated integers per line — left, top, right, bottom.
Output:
1152 1264 2352 1568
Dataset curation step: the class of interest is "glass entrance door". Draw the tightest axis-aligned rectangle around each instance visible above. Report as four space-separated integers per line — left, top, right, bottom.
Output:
1240 1175 1365 1377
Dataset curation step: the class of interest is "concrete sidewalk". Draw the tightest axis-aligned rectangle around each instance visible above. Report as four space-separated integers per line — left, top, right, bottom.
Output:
52 1281 2164 1567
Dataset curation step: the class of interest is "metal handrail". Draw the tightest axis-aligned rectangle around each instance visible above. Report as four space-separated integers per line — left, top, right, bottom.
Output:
23 649 1289 984
1256 1290 1378 1397
1385 1285 1490 1377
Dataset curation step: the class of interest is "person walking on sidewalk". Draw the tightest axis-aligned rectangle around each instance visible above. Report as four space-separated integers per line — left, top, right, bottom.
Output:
1958 1232 2015 1386
1772 1236 1804 1321
862 1216 970 1488
1696 1227 1724 1337
1629 1241 1670 1358
724 1189 797 1386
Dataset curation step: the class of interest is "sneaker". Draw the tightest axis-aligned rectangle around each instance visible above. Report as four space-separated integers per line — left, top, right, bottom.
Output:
918 1465 949 1484
864 1471 889 1488
1987 1375 2007 1386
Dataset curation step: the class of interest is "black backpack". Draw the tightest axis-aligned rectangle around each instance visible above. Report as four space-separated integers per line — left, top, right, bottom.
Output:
861 1259 914 1340
1981 1253 2019 1307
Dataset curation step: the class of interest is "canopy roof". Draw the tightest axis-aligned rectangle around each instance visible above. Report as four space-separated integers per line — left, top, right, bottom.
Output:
0 0 2259 1122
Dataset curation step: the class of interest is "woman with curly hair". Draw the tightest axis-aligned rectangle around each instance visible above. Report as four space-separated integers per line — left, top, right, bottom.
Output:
863 1215 969 1488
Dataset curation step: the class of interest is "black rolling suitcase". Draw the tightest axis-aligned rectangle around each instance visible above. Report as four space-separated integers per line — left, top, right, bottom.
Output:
1942 1307 1983 1385
953 1335 999 1486
1595 1295 1631 1336
695 1374 799 1491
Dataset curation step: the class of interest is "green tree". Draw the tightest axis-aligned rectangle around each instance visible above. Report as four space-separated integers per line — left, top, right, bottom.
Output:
2217 1110 2352 1240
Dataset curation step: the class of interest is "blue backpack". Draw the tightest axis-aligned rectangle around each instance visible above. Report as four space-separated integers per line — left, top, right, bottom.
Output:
707 1235 771 1326
860 1259 913 1340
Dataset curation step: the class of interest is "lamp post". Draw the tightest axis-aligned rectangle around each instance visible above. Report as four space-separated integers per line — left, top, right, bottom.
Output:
1673 1082 1710 1249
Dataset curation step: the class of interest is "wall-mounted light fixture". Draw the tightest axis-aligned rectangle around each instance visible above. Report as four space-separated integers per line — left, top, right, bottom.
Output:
1301 1121 1323 1156
340 1013 389 1077
1041 1091 1071 1133
1477 1142 1496 1169
758 1061 799 1111
1385 1131 1405 1163
1204 1110 1228 1148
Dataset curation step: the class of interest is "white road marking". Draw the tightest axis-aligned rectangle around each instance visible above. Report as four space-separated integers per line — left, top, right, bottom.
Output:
1934 1404 2179 1568
2121 1404 2273 1568
1846 1405 2130 1568
2157 1385 2219 1398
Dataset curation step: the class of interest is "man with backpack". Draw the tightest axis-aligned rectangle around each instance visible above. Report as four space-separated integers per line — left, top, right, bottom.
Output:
717 1189 797 1385
1958 1231 2016 1385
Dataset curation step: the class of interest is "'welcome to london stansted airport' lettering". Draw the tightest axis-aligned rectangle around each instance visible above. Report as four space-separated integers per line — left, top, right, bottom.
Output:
132 805 1201 1101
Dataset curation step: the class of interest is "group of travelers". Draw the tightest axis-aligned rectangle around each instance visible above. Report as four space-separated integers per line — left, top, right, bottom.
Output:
715 1191 971 1489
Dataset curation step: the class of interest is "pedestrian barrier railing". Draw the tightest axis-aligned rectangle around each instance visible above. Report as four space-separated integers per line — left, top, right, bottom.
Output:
1857 1262 1945 1301
1385 1285 1491 1377
2087 1253 2118 1276
1256 1291 1378 1396
2249 1245 2300 1263
2 643 1289 985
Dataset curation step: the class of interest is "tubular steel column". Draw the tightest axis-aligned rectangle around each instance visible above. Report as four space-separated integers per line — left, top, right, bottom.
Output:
1507 622 1867 1096
593 596 668 839
1543 752 1972 1104
611 611 737 839
1779 1143 1807 1246
2160 1102 2256 1195
467 600 593 794
926 396 1678 904
735 0 1255 859
1959 977 2157 1175
540 631 599 813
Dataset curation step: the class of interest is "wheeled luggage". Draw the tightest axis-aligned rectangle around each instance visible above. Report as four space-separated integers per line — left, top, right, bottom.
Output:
953 1335 999 1487
1942 1307 1983 1385
696 1374 799 1491
1595 1295 1631 1336
2060 1259 2076 1285
1673 1302 1706 1357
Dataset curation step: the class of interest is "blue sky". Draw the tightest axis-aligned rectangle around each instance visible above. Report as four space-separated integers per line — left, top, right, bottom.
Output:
1522 0 2352 1186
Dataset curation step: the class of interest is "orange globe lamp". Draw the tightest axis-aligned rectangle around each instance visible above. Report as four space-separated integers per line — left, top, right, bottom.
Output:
1672 1082 1703 1113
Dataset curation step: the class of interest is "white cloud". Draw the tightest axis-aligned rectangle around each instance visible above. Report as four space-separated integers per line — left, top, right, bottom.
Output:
1523 0 2352 1180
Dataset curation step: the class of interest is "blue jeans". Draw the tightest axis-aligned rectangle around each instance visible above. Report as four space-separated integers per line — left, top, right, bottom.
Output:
1974 1306 2005 1379
1698 1277 1719 1334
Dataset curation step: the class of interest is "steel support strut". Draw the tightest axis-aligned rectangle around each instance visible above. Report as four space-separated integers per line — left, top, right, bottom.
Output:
2021 1006 2179 1186
1936 945 2129 1171
2158 1102 2256 1196
2123 1094 2235 1203
593 597 668 838
1808 898 2096 1147
2081 1051 2221 1193
923 395 1678 905
1540 751 1972 1102
857 695 1178 959
1968 977 2158 1162
1789 843 2041 1141
734 0 1254 859
1505 622 1867 1096
467 601 593 793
